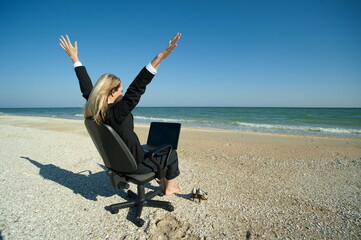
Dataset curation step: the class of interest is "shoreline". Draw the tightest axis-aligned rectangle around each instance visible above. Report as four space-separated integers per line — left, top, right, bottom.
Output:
1 115 360 239
1 114 360 140
1 106 361 138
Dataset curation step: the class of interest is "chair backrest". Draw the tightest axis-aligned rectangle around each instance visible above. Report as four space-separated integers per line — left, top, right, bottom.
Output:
84 118 137 174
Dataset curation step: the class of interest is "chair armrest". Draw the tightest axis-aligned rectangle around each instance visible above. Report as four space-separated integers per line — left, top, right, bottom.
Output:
146 144 173 179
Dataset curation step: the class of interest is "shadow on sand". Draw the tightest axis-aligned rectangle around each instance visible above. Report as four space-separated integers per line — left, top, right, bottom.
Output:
20 156 126 201
21 156 180 224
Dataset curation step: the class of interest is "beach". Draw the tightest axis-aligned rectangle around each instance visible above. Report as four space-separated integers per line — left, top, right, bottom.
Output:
0 115 360 239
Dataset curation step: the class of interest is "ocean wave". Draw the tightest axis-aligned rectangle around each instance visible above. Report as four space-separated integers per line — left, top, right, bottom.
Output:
133 116 361 135
73 114 84 118
134 115 211 123
232 121 361 135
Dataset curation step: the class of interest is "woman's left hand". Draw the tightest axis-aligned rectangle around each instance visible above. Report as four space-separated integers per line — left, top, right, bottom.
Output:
59 35 80 63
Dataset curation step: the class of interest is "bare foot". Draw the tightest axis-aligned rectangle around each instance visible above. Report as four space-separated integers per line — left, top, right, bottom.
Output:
164 184 181 196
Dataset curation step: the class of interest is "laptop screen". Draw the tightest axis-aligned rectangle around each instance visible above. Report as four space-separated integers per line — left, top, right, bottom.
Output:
146 122 181 150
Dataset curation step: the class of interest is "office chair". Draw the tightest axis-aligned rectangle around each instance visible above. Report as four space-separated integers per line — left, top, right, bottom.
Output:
84 118 175 227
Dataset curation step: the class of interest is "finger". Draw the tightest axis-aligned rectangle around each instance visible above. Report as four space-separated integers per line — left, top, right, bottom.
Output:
174 33 181 43
60 36 68 48
59 43 66 51
168 41 177 50
167 40 178 50
61 35 67 44
66 35 73 47
172 33 181 43
66 34 71 43
59 36 65 44
168 33 180 43
59 38 66 48
170 34 180 47
74 41 78 50
171 33 179 41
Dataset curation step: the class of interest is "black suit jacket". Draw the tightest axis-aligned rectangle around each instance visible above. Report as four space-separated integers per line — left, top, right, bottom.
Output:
75 66 155 165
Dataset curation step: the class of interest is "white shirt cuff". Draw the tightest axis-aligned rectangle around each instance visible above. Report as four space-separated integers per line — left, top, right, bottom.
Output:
73 61 83 68
146 62 157 75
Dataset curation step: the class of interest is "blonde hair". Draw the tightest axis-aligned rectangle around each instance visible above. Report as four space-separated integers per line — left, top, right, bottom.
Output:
84 73 121 124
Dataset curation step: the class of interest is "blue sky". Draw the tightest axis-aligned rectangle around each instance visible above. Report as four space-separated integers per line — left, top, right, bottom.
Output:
0 0 360 107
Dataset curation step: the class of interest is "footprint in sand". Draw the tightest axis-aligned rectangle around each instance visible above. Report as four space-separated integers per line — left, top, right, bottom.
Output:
146 213 199 240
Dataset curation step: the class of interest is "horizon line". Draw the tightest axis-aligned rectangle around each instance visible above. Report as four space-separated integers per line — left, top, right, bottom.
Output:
1 106 361 109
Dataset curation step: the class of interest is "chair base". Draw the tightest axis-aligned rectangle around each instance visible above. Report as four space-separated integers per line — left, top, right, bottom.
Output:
105 183 174 227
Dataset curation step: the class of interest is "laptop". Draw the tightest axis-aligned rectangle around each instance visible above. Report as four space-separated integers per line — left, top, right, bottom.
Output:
142 122 181 153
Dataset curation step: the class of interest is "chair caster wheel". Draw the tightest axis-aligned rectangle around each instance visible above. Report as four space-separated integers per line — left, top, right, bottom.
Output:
105 206 119 214
135 218 145 227
167 205 174 212
110 209 119 214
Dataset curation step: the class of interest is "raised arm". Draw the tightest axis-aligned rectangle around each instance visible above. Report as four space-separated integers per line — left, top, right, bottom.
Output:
112 33 182 121
59 35 93 100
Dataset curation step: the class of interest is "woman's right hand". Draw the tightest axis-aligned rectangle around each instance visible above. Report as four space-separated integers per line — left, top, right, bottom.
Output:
151 33 181 69
59 35 80 63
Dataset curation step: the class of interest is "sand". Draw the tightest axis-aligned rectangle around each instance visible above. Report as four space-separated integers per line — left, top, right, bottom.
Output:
0 115 360 239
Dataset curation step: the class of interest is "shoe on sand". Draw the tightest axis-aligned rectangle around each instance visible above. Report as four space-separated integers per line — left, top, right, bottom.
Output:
196 188 208 200
191 188 208 202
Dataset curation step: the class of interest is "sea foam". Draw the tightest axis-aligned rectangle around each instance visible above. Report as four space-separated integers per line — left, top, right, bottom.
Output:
232 121 361 135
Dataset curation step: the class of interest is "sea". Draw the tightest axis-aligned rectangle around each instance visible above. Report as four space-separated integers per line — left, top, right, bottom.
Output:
1 107 361 138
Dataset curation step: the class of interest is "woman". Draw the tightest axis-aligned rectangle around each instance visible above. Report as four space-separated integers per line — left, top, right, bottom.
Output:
59 33 181 196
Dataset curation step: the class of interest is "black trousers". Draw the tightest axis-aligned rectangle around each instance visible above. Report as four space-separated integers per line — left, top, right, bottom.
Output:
134 150 180 180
